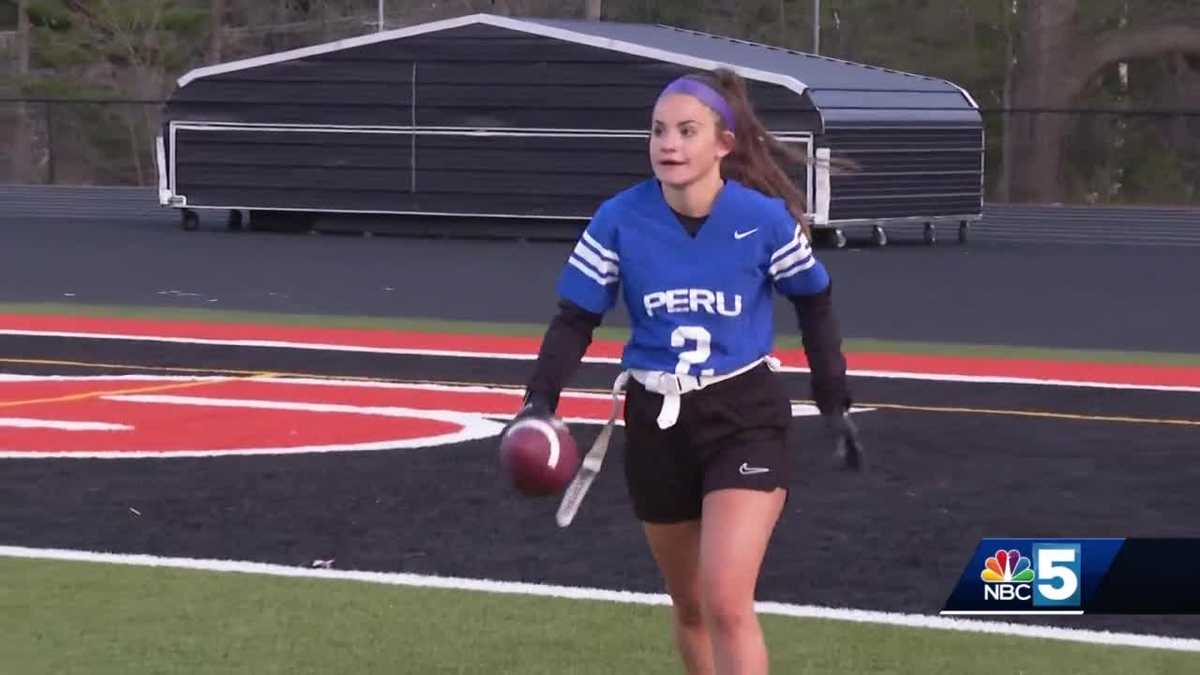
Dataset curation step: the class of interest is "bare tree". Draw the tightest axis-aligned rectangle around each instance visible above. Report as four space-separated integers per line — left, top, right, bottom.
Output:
997 0 1018 202
208 0 225 64
777 0 787 46
15 0 30 73
11 0 32 182
715 0 747 36
585 0 602 20
59 0 207 184
1008 0 1200 202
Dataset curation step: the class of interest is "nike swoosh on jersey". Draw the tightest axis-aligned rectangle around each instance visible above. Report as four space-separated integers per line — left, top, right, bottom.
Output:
734 228 759 240
738 462 770 475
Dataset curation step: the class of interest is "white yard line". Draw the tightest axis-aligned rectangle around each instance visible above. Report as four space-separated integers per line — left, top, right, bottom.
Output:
3 329 1198 392
0 545 1196 653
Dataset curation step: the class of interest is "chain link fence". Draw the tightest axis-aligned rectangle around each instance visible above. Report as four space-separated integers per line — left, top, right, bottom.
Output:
2 98 1197 206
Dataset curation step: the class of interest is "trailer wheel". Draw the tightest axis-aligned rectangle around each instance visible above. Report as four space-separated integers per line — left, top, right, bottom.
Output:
958 221 970 245
226 209 244 231
180 209 199 232
871 225 888 247
833 228 847 249
923 223 937 246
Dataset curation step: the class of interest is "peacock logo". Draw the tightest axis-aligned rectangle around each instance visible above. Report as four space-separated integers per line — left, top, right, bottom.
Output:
981 549 1036 583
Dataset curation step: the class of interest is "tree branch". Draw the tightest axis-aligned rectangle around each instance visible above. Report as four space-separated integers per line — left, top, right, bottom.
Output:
1067 22 1200 96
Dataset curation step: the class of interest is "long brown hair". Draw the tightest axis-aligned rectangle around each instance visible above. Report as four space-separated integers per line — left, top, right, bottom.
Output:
681 68 812 234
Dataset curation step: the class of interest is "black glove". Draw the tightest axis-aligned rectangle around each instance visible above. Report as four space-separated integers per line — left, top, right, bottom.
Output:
502 390 555 438
519 389 554 419
824 410 866 471
811 377 851 418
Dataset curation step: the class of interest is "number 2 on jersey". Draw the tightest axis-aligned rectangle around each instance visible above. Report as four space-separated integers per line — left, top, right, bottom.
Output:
671 326 714 376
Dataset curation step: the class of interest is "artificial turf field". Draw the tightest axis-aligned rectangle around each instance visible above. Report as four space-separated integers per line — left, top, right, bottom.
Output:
3 556 1198 675
2 307 1200 673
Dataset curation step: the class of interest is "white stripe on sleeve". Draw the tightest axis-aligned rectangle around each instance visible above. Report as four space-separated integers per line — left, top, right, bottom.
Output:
572 241 619 277
582 232 619 262
770 225 808 263
568 256 619 286
769 247 814 277
771 238 801 264
773 255 817 280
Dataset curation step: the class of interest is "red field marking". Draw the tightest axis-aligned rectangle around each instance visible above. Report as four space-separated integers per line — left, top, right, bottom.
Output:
180 379 619 420
0 377 517 458
3 314 1200 388
0 376 616 421
3 398 459 453
0 379 135 403
0 376 229 409
0 314 623 359
0 375 853 458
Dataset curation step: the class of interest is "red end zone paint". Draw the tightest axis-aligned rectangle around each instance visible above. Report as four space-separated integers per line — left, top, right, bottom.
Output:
6 398 460 453
0 376 831 459
0 377 524 458
0 377 618 458
3 314 1200 388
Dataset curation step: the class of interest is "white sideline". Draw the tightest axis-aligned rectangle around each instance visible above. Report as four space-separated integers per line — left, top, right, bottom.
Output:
3 329 1200 393
0 545 1197 653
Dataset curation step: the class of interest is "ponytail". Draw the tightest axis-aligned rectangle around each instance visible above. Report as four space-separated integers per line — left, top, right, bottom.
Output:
682 68 813 236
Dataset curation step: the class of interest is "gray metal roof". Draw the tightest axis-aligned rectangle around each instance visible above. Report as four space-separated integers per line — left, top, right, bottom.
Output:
177 13 980 127
524 18 980 126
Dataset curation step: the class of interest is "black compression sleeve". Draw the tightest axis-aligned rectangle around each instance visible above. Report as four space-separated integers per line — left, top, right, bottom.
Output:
788 283 851 415
524 298 603 412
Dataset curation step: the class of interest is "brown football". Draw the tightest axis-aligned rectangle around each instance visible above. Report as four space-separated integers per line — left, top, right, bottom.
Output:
499 416 580 496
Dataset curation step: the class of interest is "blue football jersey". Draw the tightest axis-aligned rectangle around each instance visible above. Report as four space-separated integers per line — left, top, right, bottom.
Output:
557 179 830 377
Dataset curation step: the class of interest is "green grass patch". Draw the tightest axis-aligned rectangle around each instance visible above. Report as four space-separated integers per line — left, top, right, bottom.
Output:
0 557 1195 674
2 301 1199 367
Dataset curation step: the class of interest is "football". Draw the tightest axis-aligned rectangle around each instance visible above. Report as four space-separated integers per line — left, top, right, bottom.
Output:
499 416 580 496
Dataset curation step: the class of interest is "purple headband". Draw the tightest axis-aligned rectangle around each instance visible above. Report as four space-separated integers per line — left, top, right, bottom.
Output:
657 76 736 132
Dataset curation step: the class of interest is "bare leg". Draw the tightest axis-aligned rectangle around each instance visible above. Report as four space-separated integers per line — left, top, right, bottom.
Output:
699 488 787 675
643 519 713 675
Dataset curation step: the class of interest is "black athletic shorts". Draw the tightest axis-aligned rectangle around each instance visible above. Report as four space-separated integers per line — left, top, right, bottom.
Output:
620 363 794 524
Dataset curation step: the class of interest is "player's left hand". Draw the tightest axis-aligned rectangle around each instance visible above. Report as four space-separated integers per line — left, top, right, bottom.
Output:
823 411 866 471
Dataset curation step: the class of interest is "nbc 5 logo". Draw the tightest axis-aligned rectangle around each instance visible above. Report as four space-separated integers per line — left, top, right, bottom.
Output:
980 543 1081 607
1032 543 1081 607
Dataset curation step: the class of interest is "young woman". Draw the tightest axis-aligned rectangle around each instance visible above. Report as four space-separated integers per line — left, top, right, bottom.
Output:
510 68 863 675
